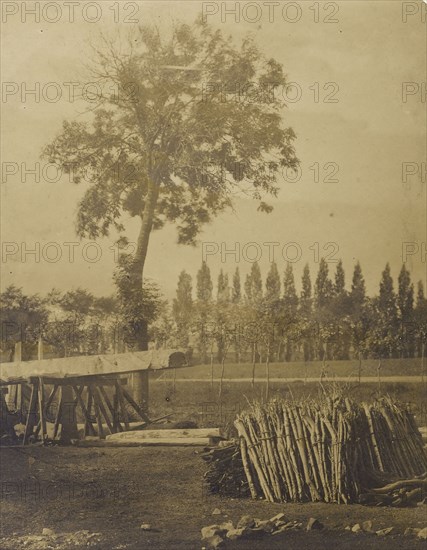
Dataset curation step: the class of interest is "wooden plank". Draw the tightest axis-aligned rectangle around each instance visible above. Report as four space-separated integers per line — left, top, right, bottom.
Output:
38 375 126 386
127 413 174 429
0 350 188 383
107 428 221 441
82 438 213 447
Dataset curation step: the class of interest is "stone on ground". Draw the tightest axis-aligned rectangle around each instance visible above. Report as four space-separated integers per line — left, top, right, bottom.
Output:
203 534 225 548
269 513 286 525
226 528 249 541
218 521 234 532
376 527 393 536
272 521 302 534
417 527 427 539
306 518 324 531
201 525 224 540
237 515 256 529
362 520 373 532
404 527 421 536
255 519 275 533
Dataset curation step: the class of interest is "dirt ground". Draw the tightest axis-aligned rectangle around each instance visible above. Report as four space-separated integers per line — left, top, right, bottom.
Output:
1 446 426 550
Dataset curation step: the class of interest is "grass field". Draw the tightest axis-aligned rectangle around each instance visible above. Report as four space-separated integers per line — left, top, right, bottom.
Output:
147 358 427 431
156 357 426 380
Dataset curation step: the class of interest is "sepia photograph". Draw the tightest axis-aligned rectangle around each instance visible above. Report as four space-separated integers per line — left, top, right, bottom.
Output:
0 1 426 548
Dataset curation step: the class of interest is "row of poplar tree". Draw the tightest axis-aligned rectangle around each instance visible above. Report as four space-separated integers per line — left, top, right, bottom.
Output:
170 259 427 363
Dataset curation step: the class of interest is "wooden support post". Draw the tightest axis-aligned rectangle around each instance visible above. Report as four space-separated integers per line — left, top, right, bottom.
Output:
0 390 16 439
92 386 114 435
59 385 78 444
99 386 122 432
112 386 121 432
131 371 149 414
7 385 17 412
90 384 105 439
72 386 96 437
85 388 94 438
38 336 44 361
37 377 47 442
44 385 59 418
23 380 38 445
7 344 22 416
14 342 22 362
115 381 129 431
53 386 63 440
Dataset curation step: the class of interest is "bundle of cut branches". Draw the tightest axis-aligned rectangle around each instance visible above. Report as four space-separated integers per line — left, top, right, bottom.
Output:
201 442 250 498
359 472 427 506
234 395 427 504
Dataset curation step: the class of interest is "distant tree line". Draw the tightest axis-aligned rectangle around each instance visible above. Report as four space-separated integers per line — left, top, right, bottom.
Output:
169 260 427 365
2 260 426 366
0 283 165 360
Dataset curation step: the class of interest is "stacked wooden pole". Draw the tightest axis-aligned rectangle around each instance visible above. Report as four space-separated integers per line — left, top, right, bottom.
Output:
234 396 427 504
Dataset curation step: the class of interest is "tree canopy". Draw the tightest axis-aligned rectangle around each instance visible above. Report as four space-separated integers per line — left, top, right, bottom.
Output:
43 19 297 288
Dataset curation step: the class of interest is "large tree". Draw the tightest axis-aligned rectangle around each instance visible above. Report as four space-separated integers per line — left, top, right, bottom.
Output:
232 268 241 304
282 263 299 361
414 281 427 360
367 263 399 359
349 262 369 360
195 261 213 363
299 264 314 361
313 258 334 360
245 262 263 305
172 270 193 347
329 261 351 360
43 19 297 344
397 264 414 357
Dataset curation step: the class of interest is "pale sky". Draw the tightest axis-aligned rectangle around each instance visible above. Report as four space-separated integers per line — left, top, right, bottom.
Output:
1 0 426 300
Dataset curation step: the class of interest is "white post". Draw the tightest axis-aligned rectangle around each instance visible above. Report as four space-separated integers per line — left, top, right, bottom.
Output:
38 336 44 360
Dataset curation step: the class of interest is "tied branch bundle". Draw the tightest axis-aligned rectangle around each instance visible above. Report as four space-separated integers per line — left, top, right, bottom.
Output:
201 443 251 498
234 396 427 504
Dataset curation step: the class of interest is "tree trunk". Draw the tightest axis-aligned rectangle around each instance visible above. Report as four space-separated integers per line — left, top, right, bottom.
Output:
265 345 270 402
130 178 160 406
251 343 256 391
